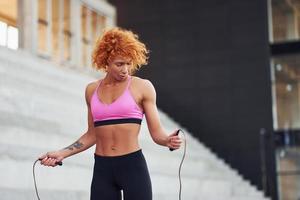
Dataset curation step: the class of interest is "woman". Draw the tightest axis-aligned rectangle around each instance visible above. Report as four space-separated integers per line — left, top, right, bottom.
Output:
39 27 182 200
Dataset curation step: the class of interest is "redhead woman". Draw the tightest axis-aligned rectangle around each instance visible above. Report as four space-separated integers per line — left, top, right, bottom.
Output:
39 27 182 200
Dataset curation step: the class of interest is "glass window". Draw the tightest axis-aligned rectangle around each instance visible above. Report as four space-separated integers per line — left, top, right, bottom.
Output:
91 11 106 43
81 5 88 41
81 5 89 67
91 10 98 44
63 0 71 61
38 0 48 54
52 0 60 60
270 0 300 43
81 4 107 68
38 0 71 62
0 0 18 49
7 26 18 49
272 54 300 129
276 147 300 200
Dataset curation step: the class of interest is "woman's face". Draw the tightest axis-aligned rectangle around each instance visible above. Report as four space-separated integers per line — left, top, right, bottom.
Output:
107 56 133 81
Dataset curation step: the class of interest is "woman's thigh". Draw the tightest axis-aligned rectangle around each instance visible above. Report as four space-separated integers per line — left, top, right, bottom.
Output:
122 166 152 200
117 152 152 200
90 167 122 200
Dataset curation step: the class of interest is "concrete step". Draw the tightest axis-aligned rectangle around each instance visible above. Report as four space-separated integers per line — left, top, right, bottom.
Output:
0 188 89 200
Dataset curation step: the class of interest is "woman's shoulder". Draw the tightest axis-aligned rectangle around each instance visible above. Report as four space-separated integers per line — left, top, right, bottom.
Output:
131 76 155 94
131 76 154 88
85 79 101 103
86 79 100 92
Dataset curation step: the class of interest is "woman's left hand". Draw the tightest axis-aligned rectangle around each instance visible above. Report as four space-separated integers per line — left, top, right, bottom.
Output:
166 130 182 150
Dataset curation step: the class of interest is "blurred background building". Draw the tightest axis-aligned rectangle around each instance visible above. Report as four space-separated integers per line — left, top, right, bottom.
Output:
0 0 115 72
1 0 300 200
108 0 300 200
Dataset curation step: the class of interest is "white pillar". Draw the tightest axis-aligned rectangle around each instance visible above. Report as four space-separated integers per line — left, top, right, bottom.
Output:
17 0 24 49
105 17 115 29
70 0 82 67
18 0 38 54
95 15 101 38
86 8 92 69
58 0 64 63
46 0 53 57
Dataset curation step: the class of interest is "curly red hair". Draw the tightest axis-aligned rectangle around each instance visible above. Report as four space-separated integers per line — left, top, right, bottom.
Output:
92 27 149 73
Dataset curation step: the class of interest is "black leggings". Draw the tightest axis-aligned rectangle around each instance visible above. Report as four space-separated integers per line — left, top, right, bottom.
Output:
90 149 152 200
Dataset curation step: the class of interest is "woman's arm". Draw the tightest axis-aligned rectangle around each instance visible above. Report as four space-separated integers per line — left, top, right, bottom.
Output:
142 79 181 149
58 103 96 159
40 83 96 166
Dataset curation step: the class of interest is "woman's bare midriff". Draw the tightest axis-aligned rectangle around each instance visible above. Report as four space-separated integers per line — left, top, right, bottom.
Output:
94 123 141 156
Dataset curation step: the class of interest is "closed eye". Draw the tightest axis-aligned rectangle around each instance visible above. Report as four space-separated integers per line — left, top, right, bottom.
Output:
115 62 124 67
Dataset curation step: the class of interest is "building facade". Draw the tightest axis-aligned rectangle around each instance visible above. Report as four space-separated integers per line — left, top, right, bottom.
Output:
0 0 115 74
109 0 300 199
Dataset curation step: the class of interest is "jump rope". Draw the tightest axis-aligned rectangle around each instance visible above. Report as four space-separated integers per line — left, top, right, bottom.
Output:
33 129 187 200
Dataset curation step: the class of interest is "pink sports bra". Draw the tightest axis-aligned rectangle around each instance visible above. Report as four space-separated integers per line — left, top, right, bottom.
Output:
90 76 144 127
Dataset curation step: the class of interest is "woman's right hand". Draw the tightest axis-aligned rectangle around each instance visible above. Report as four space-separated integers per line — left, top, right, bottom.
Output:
39 151 64 167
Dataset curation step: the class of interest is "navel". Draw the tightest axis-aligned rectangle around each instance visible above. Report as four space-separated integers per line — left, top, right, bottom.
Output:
111 146 116 151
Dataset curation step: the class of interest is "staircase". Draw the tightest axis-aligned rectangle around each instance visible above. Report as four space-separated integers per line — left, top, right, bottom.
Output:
0 46 270 200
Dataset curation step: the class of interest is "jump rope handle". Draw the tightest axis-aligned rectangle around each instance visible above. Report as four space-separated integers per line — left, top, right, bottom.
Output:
169 129 180 151
38 158 63 166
